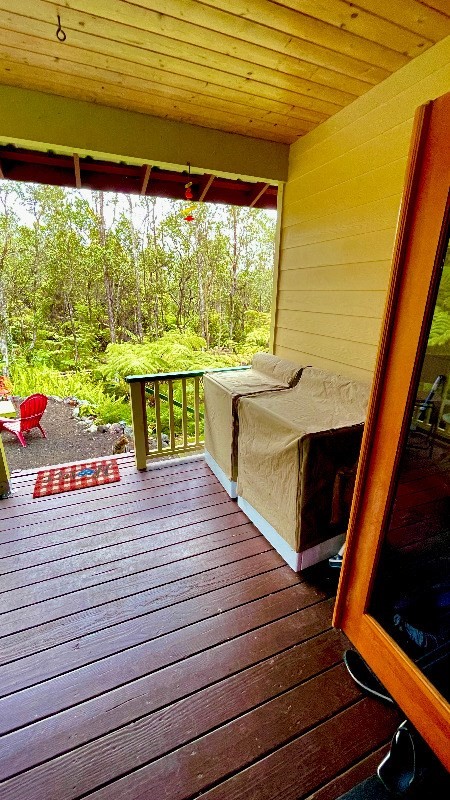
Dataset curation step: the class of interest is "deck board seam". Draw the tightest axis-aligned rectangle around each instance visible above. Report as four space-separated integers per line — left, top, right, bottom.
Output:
0 523 260 591
0 595 331 696
0 494 234 547
0 564 304 664
1 659 345 787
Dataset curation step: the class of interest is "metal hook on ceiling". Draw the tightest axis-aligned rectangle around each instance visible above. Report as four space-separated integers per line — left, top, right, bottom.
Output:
56 14 67 42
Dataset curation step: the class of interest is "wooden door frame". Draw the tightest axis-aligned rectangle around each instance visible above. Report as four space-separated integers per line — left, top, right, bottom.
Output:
333 92 450 768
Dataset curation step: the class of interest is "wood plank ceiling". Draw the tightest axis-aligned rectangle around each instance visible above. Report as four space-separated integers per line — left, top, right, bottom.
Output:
0 1 449 145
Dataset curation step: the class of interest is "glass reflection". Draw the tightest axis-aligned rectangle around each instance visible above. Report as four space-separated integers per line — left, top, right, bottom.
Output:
370 235 450 701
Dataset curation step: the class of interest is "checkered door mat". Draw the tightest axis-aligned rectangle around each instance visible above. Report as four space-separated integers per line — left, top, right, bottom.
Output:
33 459 120 498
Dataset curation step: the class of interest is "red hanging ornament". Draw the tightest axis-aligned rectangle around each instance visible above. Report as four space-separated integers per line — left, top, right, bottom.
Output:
184 214 195 222
184 182 193 200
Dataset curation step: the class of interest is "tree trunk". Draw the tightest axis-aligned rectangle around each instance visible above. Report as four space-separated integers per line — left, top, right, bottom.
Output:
229 208 238 341
196 224 209 345
126 196 143 342
97 192 116 343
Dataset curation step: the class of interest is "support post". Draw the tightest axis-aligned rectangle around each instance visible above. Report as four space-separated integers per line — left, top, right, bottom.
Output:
129 381 148 470
0 436 11 498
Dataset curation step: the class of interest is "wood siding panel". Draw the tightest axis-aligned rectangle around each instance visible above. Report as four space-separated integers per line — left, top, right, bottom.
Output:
281 159 408 229
274 344 374 383
283 119 413 205
281 195 401 249
278 263 389 292
276 328 377 373
278 287 386 319
274 36 450 378
280 229 396 270
277 310 382 346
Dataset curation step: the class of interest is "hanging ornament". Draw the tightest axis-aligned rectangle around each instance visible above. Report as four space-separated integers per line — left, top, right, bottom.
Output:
183 162 195 218
179 204 196 222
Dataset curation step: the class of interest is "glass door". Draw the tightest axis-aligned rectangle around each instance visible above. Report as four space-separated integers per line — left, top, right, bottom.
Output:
334 93 450 769
369 232 450 703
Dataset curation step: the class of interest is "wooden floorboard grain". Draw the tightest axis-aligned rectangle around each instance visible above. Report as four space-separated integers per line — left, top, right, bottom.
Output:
0 499 240 561
0 510 251 592
190 700 400 800
0 537 275 637
0 554 292 672
0 592 332 714
0 457 400 800
0 523 261 604
8 453 136 483
0 629 346 781
1 478 223 537
304 746 389 800
0 665 360 800
1 462 212 515
3 466 214 520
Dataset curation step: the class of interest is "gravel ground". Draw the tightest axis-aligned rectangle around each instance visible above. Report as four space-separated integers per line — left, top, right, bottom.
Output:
1 398 127 472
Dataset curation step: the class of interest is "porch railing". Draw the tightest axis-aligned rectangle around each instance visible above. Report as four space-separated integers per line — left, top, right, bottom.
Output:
126 366 250 469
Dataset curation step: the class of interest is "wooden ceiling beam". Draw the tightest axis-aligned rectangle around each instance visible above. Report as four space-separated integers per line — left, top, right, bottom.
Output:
73 153 81 189
198 174 215 202
248 183 270 208
0 147 277 209
140 164 152 195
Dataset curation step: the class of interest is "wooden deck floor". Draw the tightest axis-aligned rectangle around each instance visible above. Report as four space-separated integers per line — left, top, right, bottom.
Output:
0 454 400 800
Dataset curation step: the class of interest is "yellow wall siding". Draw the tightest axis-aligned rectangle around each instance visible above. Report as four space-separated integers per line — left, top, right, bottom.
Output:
274 35 450 381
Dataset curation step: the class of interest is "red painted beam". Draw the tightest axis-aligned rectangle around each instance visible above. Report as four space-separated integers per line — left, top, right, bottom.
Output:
0 146 277 209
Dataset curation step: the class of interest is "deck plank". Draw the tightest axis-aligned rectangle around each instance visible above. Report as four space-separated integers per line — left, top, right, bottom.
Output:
1 477 222 535
0 515 251 588
191 700 400 800
0 553 291 672
0 499 240 561
0 589 331 706
0 537 274 637
0 665 361 800
0 629 346 781
0 456 400 800
305 746 389 800
0 523 261 602
2 461 211 514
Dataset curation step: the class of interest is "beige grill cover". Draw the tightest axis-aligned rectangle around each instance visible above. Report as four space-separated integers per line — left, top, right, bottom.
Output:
237 367 370 552
204 353 303 482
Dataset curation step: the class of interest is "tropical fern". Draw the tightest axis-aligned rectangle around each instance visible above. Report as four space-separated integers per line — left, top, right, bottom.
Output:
428 308 450 348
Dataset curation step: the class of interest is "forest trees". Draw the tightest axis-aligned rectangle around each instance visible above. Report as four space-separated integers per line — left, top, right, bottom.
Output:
0 183 276 374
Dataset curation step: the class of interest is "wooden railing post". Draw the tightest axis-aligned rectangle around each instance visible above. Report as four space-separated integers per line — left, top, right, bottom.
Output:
129 380 148 470
0 436 11 498
126 366 251 468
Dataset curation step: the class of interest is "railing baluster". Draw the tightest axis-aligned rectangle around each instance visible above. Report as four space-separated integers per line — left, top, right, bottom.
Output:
154 379 162 453
126 366 251 468
181 378 188 451
194 376 200 447
168 380 176 453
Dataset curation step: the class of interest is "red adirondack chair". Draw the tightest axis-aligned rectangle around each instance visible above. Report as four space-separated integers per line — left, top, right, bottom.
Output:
0 393 48 447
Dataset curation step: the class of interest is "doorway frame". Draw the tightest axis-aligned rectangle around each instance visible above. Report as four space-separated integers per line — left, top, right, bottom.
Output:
333 93 450 767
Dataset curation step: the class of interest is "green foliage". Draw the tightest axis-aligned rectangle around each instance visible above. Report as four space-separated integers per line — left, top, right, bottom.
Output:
429 308 450 348
9 362 131 425
100 331 241 385
10 362 101 401
94 395 132 425
428 257 450 351
1 183 275 427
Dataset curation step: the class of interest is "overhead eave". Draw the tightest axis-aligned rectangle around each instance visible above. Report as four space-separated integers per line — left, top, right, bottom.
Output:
0 85 289 184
